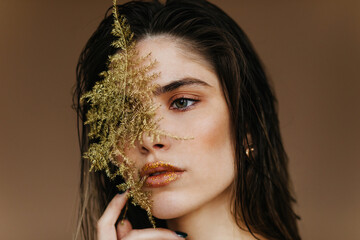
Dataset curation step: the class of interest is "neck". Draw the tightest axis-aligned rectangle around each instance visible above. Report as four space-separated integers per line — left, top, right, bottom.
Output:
166 187 258 240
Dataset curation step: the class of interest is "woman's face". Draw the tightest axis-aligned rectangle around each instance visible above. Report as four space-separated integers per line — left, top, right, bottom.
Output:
122 36 235 219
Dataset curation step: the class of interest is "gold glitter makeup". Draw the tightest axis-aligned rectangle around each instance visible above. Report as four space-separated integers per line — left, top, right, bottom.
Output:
140 161 183 175
145 172 183 187
140 161 184 188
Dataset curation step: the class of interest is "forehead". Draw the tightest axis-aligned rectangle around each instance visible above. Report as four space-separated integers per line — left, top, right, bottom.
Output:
136 36 218 87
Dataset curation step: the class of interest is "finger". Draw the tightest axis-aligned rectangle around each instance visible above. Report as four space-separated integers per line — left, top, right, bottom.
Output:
116 219 132 239
122 228 184 240
97 192 128 235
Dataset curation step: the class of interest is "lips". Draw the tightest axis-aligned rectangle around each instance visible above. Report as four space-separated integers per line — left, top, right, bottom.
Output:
140 161 184 187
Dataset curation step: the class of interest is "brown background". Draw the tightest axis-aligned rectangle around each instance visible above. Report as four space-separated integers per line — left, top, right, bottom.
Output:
1 0 359 239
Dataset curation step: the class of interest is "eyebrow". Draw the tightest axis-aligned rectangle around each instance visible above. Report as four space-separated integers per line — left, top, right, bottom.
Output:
154 78 212 96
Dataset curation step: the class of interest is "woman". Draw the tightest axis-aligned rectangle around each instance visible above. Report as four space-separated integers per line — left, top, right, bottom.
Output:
73 0 301 239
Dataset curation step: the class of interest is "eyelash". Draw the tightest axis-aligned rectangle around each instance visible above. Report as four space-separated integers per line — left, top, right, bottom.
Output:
169 96 200 112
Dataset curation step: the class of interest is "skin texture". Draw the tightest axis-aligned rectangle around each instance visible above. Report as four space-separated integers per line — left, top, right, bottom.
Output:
128 36 235 219
98 36 259 240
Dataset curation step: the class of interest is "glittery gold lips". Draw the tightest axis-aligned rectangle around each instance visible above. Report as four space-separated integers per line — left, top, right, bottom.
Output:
140 161 184 187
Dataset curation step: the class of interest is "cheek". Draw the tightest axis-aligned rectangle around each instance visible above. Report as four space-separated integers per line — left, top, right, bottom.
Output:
188 102 235 178
194 100 232 153
196 115 229 151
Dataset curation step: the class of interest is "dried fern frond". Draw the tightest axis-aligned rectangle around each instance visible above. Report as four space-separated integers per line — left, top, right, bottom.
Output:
80 0 160 227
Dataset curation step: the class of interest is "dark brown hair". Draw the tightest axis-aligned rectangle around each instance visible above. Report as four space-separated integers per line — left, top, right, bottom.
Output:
73 0 301 239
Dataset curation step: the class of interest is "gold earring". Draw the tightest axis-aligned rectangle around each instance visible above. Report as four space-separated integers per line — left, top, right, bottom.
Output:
245 146 255 157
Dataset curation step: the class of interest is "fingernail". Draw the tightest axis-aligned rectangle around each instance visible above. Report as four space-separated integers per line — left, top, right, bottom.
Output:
175 231 188 238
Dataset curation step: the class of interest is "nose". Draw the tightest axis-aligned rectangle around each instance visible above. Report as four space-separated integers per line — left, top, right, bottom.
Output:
139 132 170 154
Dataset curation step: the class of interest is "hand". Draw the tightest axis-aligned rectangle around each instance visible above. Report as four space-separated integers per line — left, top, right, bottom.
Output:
97 192 186 240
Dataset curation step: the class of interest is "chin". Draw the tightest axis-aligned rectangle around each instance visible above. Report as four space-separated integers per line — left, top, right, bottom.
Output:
150 191 191 219
152 206 181 219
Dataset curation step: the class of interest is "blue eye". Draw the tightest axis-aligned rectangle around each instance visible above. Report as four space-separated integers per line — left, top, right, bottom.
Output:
170 98 198 111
